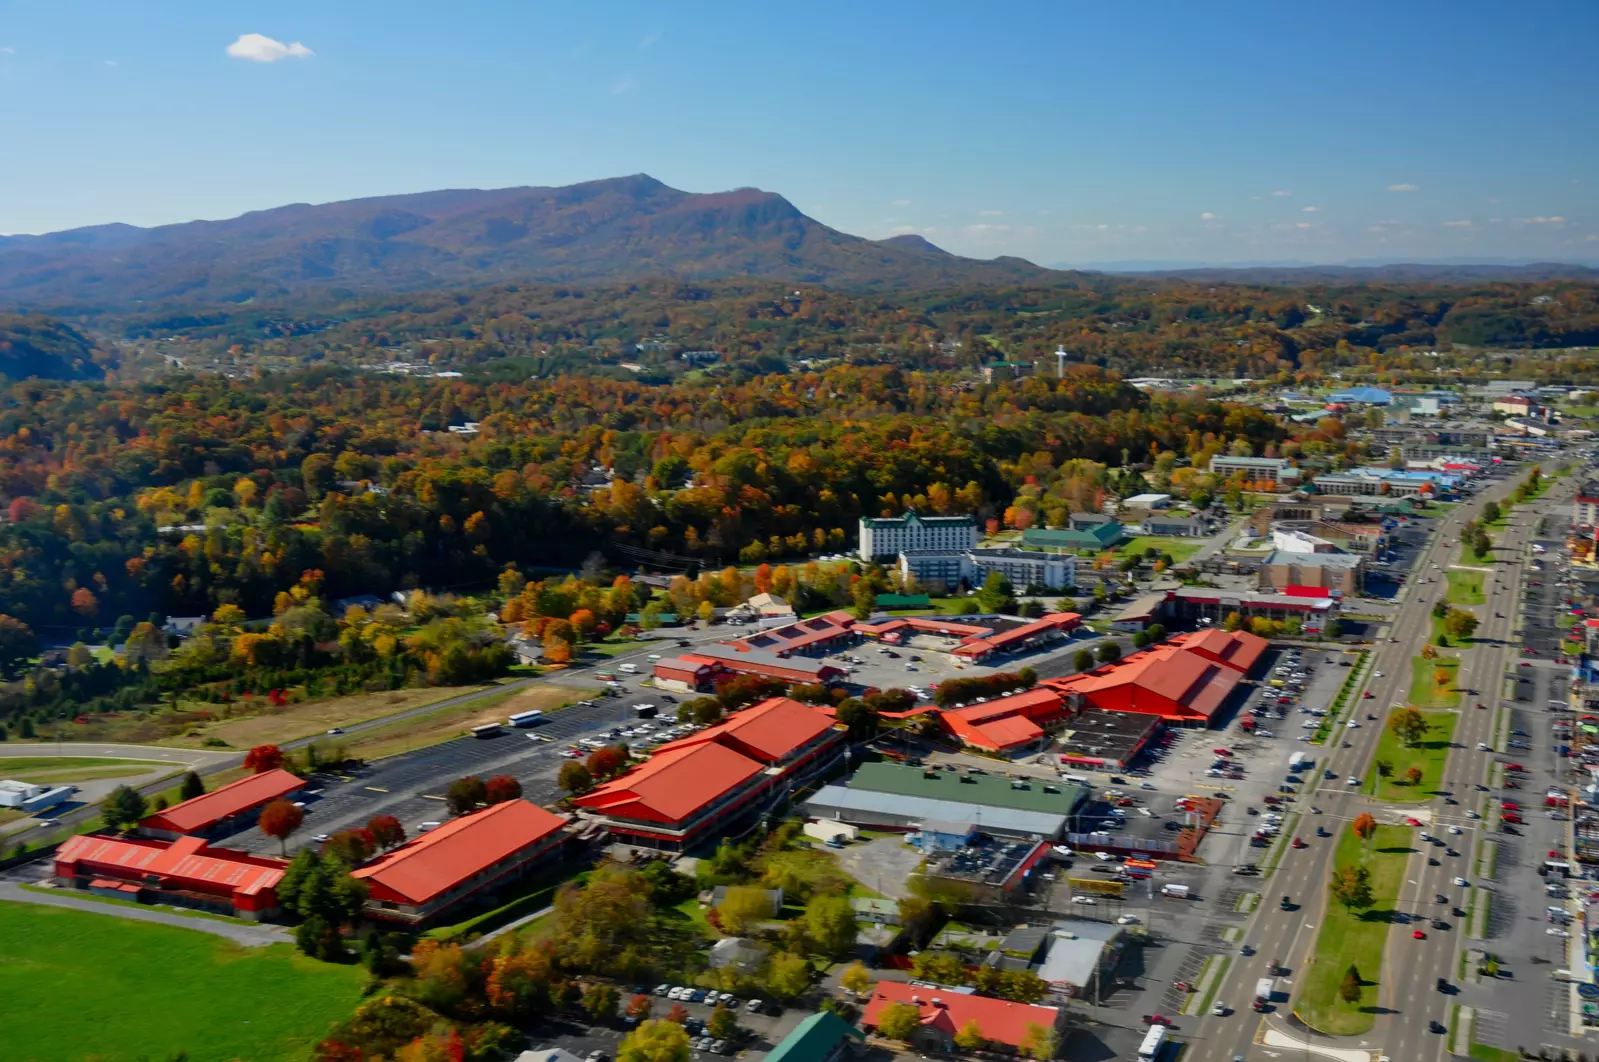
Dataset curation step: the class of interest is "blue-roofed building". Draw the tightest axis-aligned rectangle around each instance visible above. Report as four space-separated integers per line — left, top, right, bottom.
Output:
1327 386 1393 405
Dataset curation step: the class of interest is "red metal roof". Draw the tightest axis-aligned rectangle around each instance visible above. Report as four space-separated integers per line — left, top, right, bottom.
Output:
653 697 836 763
351 799 567 906
1173 629 1268 673
939 688 1066 751
574 741 767 825
863 980 1059 1048
138 768 304 835
56 834 286 897
1064 644 1243 719
953 613 1080 657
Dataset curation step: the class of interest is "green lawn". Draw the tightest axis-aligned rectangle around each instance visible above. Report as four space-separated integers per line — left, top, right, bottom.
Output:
1294 824 1414 1035
0 900 366 1062
1368 709 1458 801
1116 536 1205 564
1445 570 1485 606
1461 539 1495 566
1409 656 1461 709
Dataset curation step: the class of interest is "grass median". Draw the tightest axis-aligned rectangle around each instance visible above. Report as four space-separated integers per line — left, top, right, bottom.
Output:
1368 709 1457 802
1294 824 1413 1036
1409 656 1461 709
1446 569 1486 606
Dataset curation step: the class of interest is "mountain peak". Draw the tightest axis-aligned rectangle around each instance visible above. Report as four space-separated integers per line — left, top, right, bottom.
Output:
0 177 1059 307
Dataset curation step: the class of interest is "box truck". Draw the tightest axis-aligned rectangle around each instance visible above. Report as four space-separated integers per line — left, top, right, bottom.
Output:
1137 1025 1167 1060
1252 978 1274 1011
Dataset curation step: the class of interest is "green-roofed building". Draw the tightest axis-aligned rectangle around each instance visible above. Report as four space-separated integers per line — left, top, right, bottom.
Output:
763 1012 862 1062
875 593 932 609
846 761 1089 818
1022 522 1126 551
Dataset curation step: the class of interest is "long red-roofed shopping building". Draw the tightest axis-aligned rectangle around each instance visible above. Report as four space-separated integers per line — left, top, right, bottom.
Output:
137 768 305 840
353 798 569 925
573 696 846 850
1041 629 1263 724
861 979 1064 1052
53 833 288 919
938 688 1071 753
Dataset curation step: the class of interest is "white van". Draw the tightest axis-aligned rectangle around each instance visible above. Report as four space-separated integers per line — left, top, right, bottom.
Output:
618 663 639 674
418 821 443 833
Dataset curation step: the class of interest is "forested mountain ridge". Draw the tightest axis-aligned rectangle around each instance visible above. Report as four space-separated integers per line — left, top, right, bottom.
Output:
0 175 1059 308
0 315 108 380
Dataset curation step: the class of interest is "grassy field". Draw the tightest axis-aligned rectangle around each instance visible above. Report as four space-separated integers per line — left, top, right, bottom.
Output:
1446 570 1486 606
169 684 498 749
0 900 366 1062
1117 536 1206 564
1461 539 1496 566
1409 656 1461 709
341 683 596 760
0 755 168 785
1369 709 1458 801
1294 824 1413 1035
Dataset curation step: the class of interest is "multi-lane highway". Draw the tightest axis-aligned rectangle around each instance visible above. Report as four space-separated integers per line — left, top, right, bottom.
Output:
1197 469 1579 1062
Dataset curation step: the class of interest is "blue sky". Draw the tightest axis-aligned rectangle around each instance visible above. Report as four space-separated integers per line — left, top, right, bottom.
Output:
2 0 1595 265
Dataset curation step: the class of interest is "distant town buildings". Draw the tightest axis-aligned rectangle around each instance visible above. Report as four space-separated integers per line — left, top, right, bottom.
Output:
1208 455 1301 489
897 546 1076 592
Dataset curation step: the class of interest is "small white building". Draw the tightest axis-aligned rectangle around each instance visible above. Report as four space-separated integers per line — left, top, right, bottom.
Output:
1122 493 1172 510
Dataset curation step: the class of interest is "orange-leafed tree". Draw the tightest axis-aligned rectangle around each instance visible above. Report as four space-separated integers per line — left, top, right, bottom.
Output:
485 775 523 805
259 799 305 856
1351 812 1377 842
244 744 286 773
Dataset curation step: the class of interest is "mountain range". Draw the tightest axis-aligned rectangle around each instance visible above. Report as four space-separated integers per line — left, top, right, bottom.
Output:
0 175 1058 309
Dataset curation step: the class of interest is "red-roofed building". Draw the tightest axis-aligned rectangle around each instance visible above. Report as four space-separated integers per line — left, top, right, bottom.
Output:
939 688 1069 754
54 833 288 919
353 799 569 925
1168 629 1268 674
951 613 1081 661
574 697 846 850
1045 643 1244 724
854 616 994 645
137 768 305 840
653 647 847 692
862 980 1063 1051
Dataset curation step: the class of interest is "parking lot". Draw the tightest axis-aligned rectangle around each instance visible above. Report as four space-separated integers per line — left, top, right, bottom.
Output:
521 989 808 1062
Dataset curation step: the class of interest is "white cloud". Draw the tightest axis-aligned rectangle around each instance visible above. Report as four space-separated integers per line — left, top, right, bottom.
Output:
1387 183 1420 192
104 59 117 66
1294 221 1312 229
0 46 14 55
891 199 912 207
640 31 661 49
965 223 1011 233
611 78 633 95
226 33 313 62
1523 215 1565 224
1094 224 1110 231
977 209 1003 217
1443 220 1473 228
1270 189 1292 197
1302 205 1319 213
1199 212 1216 220
1367 226 1387 233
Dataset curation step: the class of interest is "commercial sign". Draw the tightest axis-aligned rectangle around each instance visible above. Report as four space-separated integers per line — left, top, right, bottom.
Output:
1068 877 1127 897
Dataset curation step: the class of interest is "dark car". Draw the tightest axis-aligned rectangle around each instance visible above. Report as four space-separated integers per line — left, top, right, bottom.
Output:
1430 1021 1446 1034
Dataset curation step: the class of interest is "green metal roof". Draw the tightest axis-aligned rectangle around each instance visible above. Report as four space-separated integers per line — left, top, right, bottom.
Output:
763 1012 862 1062
875 593 932 608
1022 522 1125 549
846 761 1089 815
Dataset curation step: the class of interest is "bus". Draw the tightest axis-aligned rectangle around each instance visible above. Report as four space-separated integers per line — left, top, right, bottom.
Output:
470 723 503 739
508 710 545 728
1137 1025 1167 1060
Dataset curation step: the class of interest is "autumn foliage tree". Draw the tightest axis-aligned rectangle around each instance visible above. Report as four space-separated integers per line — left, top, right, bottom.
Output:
1329 864 1374 910
586 744 629 781
367 814 405 850
1351 812 1377 842
484 775 523 805
244 744 286 773
260 799 305 856
446 775 488 815
1388 707 1429 747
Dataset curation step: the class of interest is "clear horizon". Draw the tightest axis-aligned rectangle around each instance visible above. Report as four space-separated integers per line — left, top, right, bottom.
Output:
1 0 1595 265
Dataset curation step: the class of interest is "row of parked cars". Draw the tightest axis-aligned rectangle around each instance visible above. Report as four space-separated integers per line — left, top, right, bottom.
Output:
651 984 769 1014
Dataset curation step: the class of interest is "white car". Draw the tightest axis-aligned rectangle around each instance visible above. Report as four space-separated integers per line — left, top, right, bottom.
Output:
1547 927 1572 938
1453 877 1470 887
1070 896 1097 905
1117 915 1139 924
1347 776 1360 785
1374 671 1384 678
1052 845 1075 857
1447 825 1462 835
1477 742 1490 751
1346 721 1359 729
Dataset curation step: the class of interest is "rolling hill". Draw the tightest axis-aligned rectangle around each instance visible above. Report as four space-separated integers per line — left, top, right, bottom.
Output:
0 174 1060 308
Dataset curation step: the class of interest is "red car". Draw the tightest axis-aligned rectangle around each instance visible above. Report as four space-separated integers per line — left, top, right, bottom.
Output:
1413 930 1427 939
1502 802 1520 811
1363 691 1375 699
1213 748 1231 756
1142 1014 1173 1027
1506 763 1525 772
1292 837 1307 849
1503 813 1524 824
1520 662 1532 667
1405 817 1423 827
